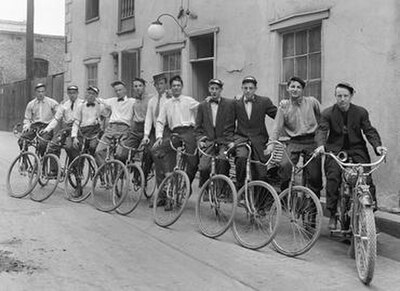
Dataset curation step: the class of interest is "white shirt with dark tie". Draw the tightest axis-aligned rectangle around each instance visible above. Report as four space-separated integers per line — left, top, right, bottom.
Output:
23 96 59 129
101 96 135 126
45 98 84 132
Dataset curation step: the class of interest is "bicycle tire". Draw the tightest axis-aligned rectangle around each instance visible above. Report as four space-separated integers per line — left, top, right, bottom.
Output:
65 154 97 203
232 180 281 250
144 166 157 199
196 175 237 238
354 204 376 285
271 185 322 256
30 153 61 202
91 159 129 212
153 170 190 227
116 163 144 215
339 183 351 232
6 152 40 198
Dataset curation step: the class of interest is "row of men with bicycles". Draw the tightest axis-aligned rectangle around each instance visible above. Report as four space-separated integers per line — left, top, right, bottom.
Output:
19 74 386 229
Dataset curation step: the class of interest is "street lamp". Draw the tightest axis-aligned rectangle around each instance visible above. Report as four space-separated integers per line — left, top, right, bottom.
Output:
147 13 190 41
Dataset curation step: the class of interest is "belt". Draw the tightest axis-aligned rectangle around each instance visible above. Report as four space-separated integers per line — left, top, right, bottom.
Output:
172 125 194 131
109 122 129 127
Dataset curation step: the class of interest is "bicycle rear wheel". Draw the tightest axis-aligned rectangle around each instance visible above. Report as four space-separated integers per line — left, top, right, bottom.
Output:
30 153 61 202
196 175 237 238
7 152 40 198
144 165 156 199
91 160 128 212
354 204 376 285
116 163 144 215
153 170 190 227
271 185 322 256
65 154 97 202
232 181 281 250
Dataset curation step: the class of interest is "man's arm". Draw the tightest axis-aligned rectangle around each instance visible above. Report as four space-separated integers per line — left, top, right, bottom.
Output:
44 105 64 132
143 98 154 139
269 107 285 141
71 104 83 138
264 97 278 119
155 103 167 139
360 109 382 153
23 102 33 130
315 108 331 150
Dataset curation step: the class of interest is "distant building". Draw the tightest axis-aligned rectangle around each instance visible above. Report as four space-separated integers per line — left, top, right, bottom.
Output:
0 19 65 84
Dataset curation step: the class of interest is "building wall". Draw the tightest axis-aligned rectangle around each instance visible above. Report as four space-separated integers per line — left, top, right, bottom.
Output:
0 30 65 84
66 0 400 209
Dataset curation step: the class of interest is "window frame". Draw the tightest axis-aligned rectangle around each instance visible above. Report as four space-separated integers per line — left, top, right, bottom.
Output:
117 0 135 34
85 0 99 24
160 50 182 82
86 63 98 87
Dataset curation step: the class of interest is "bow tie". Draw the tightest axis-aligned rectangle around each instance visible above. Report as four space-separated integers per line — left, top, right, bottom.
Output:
117 97 125 102
209 98 220 104
86 102 95 107
244 97 255 103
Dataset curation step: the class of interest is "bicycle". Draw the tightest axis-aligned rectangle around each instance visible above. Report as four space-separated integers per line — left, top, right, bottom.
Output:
64 132 99 203
226 142 282 250
115 141 145 215
6 123 41 198
152 133 194 227
195 139 238 238
91 133 129 212
269 140 323 257
323 151 386 285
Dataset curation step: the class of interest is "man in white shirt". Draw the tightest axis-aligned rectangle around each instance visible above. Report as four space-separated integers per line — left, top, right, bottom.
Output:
154 75 199 185
18 83 58 157
95 81 135 166
41 85 83 165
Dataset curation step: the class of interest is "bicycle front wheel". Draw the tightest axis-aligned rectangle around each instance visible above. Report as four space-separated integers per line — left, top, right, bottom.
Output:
153 170 190 227
271 185 322 256
7 152 40 198
91 160 128 212
116 163 144 215
232 181 281 250
65 154 97 202
196 175 237 238
31 153 61 202
144 165 156 199
354 204 376 285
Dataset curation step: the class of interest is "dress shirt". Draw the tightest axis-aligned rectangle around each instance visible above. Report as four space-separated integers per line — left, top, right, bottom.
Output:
156 95 199 139
270 96 321 141
132 93 151 123
101 96 135 126
209 99 220 127
144 92 168 137
244 99 253 119
45 98 83 131
71 100 104 137
23 96 59 129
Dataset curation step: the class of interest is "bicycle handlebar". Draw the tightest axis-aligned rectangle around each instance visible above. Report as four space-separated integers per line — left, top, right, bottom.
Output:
169 133 198 156
119 140 145 152
96 132 126 146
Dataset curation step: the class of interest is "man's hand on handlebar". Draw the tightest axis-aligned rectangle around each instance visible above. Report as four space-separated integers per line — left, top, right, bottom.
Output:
376 146 387 156
314 145 325 155
153 137 163 148
264 143 274 156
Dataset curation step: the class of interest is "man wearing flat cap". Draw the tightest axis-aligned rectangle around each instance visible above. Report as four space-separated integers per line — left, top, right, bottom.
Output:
232 76 277 191
18 83 59 157
315 82 387 229
195 78 235 187
266 76 322 200
41 85 83 170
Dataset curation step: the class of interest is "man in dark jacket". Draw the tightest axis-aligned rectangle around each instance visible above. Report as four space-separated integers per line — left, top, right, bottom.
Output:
233 76 277 190
195 79 235 187
315 82 386 229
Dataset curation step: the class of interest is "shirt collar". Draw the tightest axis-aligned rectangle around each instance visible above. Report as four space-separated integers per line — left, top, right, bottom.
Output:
172 95 181 102
291 96 304 106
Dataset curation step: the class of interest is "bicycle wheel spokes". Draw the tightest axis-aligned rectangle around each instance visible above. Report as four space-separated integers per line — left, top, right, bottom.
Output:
144 166 157 199
232 181 281 250
153 170 190 227
31 154 60 202
91 160 128 212
65 154 97 202
354 205 376 285
116 164 144 215
196 175 237 238
272 186 322 257
7 152 40 198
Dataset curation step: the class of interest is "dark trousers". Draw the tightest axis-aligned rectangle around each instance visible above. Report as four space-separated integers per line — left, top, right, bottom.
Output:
198 142 230 187
47 125 74 166
279 141 322 198
325 152 376 215
18 123 51 157
95 123 129 166
71 124 102 161
151 127 174 186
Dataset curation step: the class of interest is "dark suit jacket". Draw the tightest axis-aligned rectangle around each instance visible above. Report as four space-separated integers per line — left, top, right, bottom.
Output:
234 94 277 160
195 97 235 144
315 103 382 161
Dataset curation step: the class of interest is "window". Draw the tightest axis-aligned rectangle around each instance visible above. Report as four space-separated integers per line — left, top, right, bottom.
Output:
279 26 321 101
86 0 99 22
86 63 98 87
118 0 135 33
121 50 140 97
161 50 181 82
33 58 49 78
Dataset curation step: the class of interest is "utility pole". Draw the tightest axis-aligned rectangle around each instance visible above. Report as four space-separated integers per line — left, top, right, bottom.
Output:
26 0 34 104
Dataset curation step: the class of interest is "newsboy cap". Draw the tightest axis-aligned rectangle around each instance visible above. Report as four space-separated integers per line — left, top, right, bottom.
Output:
153 73 168 83
242 76 257 86
110 80 126 87
336 82 356 94
87 85 99 94
208 79 224 88
35 83 46 89
67 85 79 91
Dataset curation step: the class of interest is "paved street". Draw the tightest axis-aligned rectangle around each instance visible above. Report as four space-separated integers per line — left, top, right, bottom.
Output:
0 130 399 291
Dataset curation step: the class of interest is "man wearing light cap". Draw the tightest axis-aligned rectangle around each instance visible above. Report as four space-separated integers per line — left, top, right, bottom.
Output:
232 76 277 190
18 83 58 157
315 82 387 229
41 85 83 167
195 78 235 187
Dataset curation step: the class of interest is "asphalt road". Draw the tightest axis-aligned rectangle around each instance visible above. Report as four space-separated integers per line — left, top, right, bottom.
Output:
0 131 399 291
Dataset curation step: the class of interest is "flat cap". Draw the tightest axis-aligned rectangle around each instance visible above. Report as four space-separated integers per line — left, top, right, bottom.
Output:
208 79 224 88
336 82 355 94
242 76 257 86
35 83 46 89
67 85 79 91
87 85 99 94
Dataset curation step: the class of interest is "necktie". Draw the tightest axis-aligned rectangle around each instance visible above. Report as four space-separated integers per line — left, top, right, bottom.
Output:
86 102 95 107
245 97 255 103
155 97 161 118
71 101 75 110
117 97 124 102
209 98 219 104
